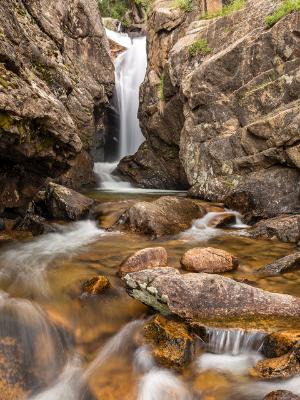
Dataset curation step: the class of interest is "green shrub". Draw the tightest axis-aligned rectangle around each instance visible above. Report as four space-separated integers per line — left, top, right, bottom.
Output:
265 0 300 28
203 0 246 19
135 0 154 14
188 39 211 57
97 0 129 20
173 0 193 12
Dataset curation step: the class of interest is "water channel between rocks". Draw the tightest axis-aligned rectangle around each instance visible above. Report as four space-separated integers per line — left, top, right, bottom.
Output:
0 189 299 400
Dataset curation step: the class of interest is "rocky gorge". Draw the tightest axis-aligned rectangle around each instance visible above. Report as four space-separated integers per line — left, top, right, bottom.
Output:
0 0 299 399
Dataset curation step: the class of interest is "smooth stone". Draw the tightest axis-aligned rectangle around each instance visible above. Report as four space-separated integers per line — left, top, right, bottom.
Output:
250 215 300 243
119 247 168 277
208 213 236 228
180 247 238 273
250 351 300 380
263 391 300 400
262 330 300 358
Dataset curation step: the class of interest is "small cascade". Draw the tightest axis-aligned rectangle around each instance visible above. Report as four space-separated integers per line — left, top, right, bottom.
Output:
0 221 109 295
197 328 266 375
205 328 266 355
94 29 147 190
180 210 249 241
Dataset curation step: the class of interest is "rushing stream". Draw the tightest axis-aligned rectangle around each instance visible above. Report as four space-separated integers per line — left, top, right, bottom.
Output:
0 190 299 399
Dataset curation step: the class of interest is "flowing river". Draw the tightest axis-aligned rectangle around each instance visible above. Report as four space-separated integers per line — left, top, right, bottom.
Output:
0 189 299 399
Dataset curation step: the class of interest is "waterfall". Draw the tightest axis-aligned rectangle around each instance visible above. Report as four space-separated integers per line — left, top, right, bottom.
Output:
94 29 147 190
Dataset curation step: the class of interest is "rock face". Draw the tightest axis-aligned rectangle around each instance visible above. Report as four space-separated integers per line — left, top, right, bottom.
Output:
143 314 194 370
45 182 94 220
180 247 238 273
0 0 114 216
258 253 300 276
119 247 168 277
124 267 300 322
120 0 300 219
125 196 204 237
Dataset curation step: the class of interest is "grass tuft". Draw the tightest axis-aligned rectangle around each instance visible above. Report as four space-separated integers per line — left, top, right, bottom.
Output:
172 0 193 12
265 0 300 28
188 39 211 57
203 0 246 19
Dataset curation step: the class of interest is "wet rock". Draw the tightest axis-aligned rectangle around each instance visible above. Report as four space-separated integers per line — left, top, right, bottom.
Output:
124 268 300 322
119 247 168 277
126 196 204 237
45 182 94 221
143 314 194 370
15 213 59 236
258 253 300 276
262 331 300 358
250 351 300 380
250 215 300 243
0 0 114 213
81 276 111 295
180 247 238 273
208 213 236 228
0 218 5 231
263 391 300 400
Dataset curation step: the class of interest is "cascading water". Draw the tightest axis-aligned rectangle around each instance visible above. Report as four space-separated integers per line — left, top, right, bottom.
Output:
94 29 147 190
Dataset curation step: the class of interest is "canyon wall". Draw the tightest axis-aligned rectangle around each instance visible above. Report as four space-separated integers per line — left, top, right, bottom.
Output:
119 0 300 219
0 0 114 215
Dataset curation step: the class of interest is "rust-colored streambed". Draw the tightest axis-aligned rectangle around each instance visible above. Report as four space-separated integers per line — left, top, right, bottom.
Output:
0 191 299 400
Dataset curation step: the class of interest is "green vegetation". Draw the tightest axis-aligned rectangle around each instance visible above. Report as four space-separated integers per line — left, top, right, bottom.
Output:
97 0 129 20
188 39 211 57
158 73 165 101
172 0 193 12
135 0 154 14
265 0 300 28
203 0 246 19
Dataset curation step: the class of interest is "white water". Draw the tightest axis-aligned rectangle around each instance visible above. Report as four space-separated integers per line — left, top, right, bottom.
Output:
94 29 147 190
0 221 110 295
180 210 249 242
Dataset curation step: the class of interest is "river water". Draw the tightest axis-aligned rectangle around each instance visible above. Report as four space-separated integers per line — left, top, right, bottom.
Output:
0 189 299 399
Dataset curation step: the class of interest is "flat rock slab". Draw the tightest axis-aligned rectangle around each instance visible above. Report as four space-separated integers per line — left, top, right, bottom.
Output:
258 252 300 276
180 247 238 273
124 268 300 325
126 196 204 237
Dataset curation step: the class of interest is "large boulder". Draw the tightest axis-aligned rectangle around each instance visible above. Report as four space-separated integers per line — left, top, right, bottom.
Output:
0 0 114 215
124 268 300 326
125 196 204 237
180 247 238 273
118 247 168 277
250 215 300 243
45 182 94 220
258 253 300 276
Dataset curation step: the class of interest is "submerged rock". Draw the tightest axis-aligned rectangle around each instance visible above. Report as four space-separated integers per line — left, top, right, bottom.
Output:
207 213 236 228
45 182 94 221
180 247 238 273
124 268 300 323
125 196 204 237
119 247 168 277
264 391 300 400
250 351 300 380
262 330 300 358
143 314 195 370
15 213 59 236
81 276 111 295
250 215 300 243
258 253 300 276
